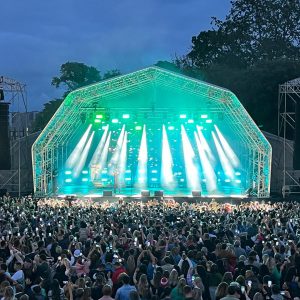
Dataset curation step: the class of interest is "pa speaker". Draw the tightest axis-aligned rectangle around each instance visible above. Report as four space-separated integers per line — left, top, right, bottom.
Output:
141 190 150 197
103 190 113 197
0 102 11 170
154 190 163 197
192 190 201 197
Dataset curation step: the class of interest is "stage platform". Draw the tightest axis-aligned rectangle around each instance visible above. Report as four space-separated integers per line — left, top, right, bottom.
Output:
57 194 271 206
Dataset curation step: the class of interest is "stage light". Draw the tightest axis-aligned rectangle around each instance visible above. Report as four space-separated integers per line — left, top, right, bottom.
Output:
187 119 194 123
112 119 119 123
125 178 131 181
235 179 241 183
213 131 234 179
102 170 108 174
225 179 231 182
194 131 217 192
82 178 89 182
125 170 131 173
151 178 158 182
205 119 212 123
73 131 95 177
82 170 88 174
168 126 174 130
65 171 72 175
96 114 103 119
151 170 158 174
161 125 176 189
235 172 241 176
65 179 72 183
214 125 240 167
135 125 147 188
135 126 142 130
180 114 186 119
94 119 101 123
181 125 200 190
201 114 208 119
122 114 130 119
66 124 92 169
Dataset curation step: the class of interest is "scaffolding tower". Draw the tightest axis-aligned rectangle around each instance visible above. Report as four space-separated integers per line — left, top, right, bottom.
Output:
278 77 300 197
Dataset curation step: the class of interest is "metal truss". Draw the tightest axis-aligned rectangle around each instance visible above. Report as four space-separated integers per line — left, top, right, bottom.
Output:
278 77 300 197
32 67 272 197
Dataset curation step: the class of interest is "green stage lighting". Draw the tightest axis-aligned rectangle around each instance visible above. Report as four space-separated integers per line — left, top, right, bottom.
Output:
65 171 72 175
122 114 130 119
135 125 142 130
112 119 119 123
168 126 174 130
187 119 194 123
180 114 186 119
65 179 72 183
82 178 89 182
82 170 88 174
201 114 208 119
206 119 212 123
95 119 101 123
96 114 103 119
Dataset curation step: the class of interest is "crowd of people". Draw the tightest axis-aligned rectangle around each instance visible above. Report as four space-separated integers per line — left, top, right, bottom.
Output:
0 194 300 300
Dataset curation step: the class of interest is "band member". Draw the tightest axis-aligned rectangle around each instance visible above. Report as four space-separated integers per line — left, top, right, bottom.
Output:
113 169 120 194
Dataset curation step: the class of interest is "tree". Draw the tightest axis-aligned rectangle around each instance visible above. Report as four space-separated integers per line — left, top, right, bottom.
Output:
177 0 300 133
51 62 101 94
34 62 121 131
185 0 300 68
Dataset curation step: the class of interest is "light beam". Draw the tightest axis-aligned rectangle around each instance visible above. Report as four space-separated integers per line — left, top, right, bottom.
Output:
89 125 109 180
212 131 235 179
73 131 95 178
65 124 92 168
135 125 147 188
181 125 200 190
194 131 217 192
214 125 240 167
161 125 175 189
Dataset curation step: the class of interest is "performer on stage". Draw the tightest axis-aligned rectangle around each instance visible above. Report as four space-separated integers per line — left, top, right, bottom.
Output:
113 168 120 194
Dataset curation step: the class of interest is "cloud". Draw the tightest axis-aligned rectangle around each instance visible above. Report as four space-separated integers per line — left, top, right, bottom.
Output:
0 0 230 110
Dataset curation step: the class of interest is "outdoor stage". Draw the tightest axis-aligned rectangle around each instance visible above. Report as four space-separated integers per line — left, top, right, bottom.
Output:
32 67 272 199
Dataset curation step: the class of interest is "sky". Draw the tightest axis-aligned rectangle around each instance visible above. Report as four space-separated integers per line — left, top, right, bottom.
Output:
0 0 231 111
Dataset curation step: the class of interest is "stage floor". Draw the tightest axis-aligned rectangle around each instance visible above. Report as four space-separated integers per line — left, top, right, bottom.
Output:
58 185 246 198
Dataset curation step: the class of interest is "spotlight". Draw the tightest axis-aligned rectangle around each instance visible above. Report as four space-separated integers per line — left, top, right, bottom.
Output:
122 114 130 119
112 119 119 123
179 114 186 119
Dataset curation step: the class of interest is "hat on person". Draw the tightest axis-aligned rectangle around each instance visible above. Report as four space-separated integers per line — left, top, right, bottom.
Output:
160 277 168 287
74 249 82 258
239 255 246 263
